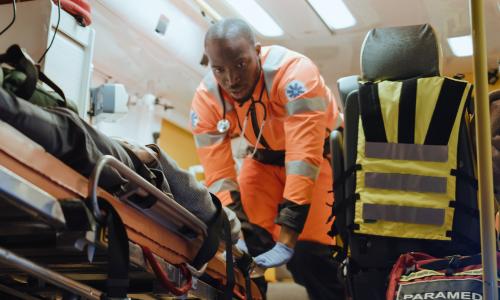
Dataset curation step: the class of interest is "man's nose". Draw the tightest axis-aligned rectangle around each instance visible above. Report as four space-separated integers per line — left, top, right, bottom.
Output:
226 71 240 86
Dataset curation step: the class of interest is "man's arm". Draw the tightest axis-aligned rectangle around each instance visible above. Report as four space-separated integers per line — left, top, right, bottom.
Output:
254 56 340 268
276 57 333 238
190 88 239 206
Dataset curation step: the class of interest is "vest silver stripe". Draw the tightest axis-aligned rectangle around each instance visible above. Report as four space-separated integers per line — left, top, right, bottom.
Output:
286 97 326 115
364 172 447 194
286 160 320 180
362 203 445 226
365 142 448 162
262 46 288 93
208 178 239 194
194 132 226 148
203 73 233 112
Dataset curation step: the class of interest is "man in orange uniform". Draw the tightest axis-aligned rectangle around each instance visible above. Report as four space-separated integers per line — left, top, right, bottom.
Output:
190 18 344 299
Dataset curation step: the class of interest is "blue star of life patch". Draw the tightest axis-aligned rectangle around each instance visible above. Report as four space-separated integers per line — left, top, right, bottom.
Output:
285 80 306 100
190 110 199 128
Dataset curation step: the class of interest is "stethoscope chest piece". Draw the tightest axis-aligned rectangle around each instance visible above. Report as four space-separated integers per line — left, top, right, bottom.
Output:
217 119 230 133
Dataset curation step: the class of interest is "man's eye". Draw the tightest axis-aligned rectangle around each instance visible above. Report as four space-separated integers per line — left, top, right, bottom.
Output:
213 68 223 74
237 62 246 69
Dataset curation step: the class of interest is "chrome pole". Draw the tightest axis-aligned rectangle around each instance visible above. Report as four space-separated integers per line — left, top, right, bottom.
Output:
469 0 498 298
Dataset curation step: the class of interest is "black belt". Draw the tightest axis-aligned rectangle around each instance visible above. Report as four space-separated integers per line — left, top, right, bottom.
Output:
249 138 330 167
250 148 286 166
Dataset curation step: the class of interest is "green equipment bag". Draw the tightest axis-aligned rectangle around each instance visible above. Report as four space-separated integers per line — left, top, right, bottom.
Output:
0 44 78 113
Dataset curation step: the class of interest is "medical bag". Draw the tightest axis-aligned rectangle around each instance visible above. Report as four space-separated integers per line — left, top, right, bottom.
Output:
386 252 500 300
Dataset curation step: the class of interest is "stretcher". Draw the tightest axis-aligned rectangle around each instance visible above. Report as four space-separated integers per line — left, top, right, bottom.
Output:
0 121 262 299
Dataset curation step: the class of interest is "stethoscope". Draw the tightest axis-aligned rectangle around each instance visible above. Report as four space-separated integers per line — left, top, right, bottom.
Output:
217 82 268 155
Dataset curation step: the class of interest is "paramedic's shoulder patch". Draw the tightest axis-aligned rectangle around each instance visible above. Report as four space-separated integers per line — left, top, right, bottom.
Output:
190 110 200 128
285 80 306 100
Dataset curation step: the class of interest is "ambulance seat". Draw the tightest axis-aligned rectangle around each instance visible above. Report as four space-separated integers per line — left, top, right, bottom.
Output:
330 24 481 300
330 76 359 253
337 75 359 108
331 76 358 193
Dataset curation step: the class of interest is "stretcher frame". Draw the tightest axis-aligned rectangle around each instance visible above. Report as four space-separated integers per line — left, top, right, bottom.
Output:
0 121 261 299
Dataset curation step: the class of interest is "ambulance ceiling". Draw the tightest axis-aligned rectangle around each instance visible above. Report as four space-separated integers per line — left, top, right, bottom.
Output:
91 0 500 128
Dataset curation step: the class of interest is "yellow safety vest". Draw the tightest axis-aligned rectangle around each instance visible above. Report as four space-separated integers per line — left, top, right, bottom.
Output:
354 76 473 240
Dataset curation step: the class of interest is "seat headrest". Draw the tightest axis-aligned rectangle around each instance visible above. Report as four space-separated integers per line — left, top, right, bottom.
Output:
337 75 359 107
361 24 440 81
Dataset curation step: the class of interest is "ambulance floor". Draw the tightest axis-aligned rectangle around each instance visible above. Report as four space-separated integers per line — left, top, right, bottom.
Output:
268 281 309 300
265 266 308 300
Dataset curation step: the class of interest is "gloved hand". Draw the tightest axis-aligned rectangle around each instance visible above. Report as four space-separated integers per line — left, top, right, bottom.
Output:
253 242 294 268
235 239 248 254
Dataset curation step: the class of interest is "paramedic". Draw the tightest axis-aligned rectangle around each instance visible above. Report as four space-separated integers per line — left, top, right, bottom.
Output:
190 18 344 299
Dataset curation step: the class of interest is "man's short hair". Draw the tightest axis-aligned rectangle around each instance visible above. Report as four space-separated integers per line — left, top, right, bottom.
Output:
204 18 256 46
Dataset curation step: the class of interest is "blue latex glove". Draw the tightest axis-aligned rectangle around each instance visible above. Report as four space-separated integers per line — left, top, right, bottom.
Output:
236 239 249 254
254 242 294 268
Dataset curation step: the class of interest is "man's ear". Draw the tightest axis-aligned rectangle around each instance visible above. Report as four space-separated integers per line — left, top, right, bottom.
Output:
200 53 209 66
255 43 261 56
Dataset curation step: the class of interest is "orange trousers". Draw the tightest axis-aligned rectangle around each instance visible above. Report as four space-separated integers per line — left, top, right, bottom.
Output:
239 157 334 245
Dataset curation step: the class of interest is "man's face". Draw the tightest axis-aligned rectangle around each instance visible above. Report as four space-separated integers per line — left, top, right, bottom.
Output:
205 37 261 101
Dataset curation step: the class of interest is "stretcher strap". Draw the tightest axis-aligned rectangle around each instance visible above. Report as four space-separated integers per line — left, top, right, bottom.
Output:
223 216 235 300
99 200 130 298
235 252 254 300
141 245 193 296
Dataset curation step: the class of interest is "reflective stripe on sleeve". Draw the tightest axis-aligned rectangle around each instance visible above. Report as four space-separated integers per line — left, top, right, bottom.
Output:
207 178 239 194
194 132 227 148
286 97 326 115
285 160 320 181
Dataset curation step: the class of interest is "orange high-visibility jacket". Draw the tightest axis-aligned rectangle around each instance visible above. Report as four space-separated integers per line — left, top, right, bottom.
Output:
190 45 341 207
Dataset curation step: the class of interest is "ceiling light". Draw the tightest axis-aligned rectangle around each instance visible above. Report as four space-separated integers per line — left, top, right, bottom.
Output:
447 35 473 57
225 0 284 37
306 0 356 31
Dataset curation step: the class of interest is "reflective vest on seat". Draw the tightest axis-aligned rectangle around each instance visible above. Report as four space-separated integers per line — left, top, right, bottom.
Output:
354 76 473 240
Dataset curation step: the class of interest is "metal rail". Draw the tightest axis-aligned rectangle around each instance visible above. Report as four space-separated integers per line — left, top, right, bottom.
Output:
469 0 499 299
0 166 66 229
88 155 207 239
0 246 102 300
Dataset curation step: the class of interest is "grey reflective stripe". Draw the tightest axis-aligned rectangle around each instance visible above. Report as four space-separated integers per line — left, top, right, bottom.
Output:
203 73 233 112
365 142 448 162
194 132 226 148
365 172 447 193
208 178 239 194
286 97 326 115
286 160 319 180
262 46 288 93
362 203 445 226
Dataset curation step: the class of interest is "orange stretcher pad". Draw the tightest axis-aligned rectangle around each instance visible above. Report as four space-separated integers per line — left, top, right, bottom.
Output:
0 121 262 299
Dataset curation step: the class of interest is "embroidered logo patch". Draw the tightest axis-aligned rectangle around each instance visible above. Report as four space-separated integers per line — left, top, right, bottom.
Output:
190 110 199 128
286 80 306 100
